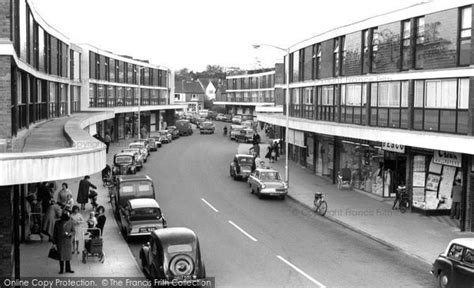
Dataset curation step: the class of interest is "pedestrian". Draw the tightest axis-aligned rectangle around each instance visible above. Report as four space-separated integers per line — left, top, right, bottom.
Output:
274 140 280 161
104 133 111 154
56 182 72 209
70 205 85 254
265 145 273 162
42 201 62 240
77 175 97 211
64 194 74 212
52 210 75 274
95 206 107 235
249 143 260 158
451 178 462 219
37 182 52 213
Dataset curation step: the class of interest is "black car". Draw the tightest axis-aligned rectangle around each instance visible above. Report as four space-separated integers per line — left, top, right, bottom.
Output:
110 175 156 219
140 227 206 282
112 152 138 176
229 154 255 180
167 126 180 139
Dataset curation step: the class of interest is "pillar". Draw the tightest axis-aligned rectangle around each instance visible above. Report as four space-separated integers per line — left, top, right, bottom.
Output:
0 185 14 277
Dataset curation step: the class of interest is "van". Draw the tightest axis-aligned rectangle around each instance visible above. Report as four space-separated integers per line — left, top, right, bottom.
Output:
175 119 193 136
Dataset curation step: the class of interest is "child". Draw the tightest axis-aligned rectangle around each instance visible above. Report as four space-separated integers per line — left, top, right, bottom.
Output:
70 205 85 254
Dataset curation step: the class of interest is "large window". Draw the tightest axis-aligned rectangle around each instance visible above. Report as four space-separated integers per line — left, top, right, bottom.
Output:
401 20 412 70
414 78 468 134
316 86 336 121
333 38 340 77
371 28 379 71
292 50 299 83
290 88 301 117
362 30 371 73
341 84 367 124
314 44 321 79
415 17 425 69
107 86 115 107
303 87 315 119
49 82 57 117
370 81 408 128
459 6 472 66
89 83 96 107
97 84 105 107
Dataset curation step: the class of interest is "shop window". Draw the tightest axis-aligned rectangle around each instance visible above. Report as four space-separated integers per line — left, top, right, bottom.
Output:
459 6 472 66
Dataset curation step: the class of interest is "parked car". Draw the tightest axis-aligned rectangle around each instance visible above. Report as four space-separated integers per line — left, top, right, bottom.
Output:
110 175 156 219
199 121 215 134
235 128 254 143
119 198 167 242
241 120 253 129
148 134 162 148
158 130 172 143
229 125 245 140
232 115 242 124
230 154 255 181
167 126 180 139
216 113 226 121
196 118 206 129
112 152 139 176
121 149 144 170
135 139 151 154
145 138 158 151
140 227 206 281
248 168 288 200
175 119 193 136
207 111 218 120
224 114 233 122
129 142 149 161
431 238 474 288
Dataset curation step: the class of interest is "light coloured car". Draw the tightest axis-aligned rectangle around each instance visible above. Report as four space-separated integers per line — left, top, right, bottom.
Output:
119 198 167 242
199 121 215 134
158 130 172 143
431 237 474 288
248 168 288 200
129 142 148 162
232 115 242 124
120 149 144 170
216 113 226 121
229 125 245 140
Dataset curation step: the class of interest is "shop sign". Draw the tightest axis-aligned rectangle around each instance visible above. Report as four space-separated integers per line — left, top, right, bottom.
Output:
382 142 405 153
433 151 462 167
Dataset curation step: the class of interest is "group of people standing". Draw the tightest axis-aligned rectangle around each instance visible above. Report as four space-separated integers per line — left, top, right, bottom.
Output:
265 139 281 163
26 175 106 274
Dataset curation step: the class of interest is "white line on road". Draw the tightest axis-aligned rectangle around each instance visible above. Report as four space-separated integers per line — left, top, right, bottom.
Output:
228 220 258 242
201 198 219 213
277 255 326 288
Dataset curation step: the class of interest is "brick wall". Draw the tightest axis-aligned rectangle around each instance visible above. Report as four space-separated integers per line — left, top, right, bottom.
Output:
423 8 458 69
320 39 334 79
0 186 13 277
343 31 362 76
0 56 12 139
373 21 401 73
0 0 11 39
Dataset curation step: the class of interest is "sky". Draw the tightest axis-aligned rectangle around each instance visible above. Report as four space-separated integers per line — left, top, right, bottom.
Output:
31 0 430 72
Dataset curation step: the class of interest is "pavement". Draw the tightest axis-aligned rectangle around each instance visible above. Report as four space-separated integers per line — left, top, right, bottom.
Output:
18 118 473 280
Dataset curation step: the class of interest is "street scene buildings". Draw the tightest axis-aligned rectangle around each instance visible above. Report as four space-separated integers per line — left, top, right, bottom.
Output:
1 0 474 287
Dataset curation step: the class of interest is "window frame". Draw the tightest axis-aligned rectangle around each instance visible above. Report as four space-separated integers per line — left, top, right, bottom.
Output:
458 6 472 66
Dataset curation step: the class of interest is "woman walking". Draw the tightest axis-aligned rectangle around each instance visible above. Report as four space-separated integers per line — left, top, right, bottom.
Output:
77 175 97 210
52 210 75 274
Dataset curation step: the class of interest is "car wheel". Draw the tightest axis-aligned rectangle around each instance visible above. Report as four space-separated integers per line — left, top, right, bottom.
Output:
280 195 286 200
144 158 147 163
438 270 450 288
140 252 147 273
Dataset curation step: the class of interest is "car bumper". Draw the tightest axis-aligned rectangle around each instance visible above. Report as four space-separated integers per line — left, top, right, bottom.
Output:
260 189 288 196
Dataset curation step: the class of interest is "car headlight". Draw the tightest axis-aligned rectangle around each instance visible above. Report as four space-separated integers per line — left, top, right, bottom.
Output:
261 184 266 189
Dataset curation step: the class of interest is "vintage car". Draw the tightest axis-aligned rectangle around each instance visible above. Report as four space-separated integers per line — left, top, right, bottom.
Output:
231 115 242 124
175 120 193 136
216 113 226 121
149 133 163 147
120 149 144 171
431 238 474 288
158 130 172 143
119 198 167 242
248 168 288 200
196 118 206 129
112 152 139 175
167 126 180 139
229 125 245 140
235 128 254 143
145 138 158 151
199 121 215 134
241 120 253 129
140 227 206 281
230 154 255 180
129 142 149 160
111 175 156 219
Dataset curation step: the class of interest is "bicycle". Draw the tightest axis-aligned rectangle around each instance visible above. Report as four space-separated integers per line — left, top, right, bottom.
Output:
313 192 328 216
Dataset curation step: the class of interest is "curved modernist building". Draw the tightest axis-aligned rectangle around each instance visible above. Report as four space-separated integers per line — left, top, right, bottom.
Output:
258 0 474 231
0 0 180 276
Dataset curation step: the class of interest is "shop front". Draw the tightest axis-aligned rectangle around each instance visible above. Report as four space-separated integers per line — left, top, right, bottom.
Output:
409 149 466 223
315 136 334 181
287 129 306 167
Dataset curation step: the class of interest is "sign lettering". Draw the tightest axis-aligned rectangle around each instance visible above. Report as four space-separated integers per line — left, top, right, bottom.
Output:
382 142 405 153
433 150 461 167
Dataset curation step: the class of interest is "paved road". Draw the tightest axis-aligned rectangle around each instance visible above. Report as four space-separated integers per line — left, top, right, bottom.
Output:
125 121 436 288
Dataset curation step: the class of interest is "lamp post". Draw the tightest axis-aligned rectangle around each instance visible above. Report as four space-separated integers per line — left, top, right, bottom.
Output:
253 44 290 185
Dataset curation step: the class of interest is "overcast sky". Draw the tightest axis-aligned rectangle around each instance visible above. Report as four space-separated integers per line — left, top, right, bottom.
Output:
31 0 429 72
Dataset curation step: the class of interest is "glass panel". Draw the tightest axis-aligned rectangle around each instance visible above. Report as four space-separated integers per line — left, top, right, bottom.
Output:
458 78 469 109
341 85 346 105
370 109 377 126
439 110 456 133
413 108 423 130
378 108 388 127
440 79 457 108
292 50 299 82
389 109 400 128
400 109 408 129
353 107 361 124
401 81 409 107
459 39 471 66
346 107 353 123
462 7 472 29
457 111 468 134
414 80 424 107
424 110 439 131
425 80 440 108
371 83 378 106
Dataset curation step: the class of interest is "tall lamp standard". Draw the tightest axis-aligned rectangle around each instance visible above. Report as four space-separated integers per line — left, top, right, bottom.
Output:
252 44 290 185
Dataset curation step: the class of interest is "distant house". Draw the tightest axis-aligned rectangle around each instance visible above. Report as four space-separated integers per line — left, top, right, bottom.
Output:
174 80 206 112
197 79 220 100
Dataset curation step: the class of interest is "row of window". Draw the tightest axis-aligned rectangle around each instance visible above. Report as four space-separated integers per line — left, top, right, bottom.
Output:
88 84 168 108
89 52 168 87
15 1 74 79
224 91 275 103
289 78 469 134
288 6 472 82
226 74 275 90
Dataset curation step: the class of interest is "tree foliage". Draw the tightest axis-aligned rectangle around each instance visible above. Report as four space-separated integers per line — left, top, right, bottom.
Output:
174 65 246 82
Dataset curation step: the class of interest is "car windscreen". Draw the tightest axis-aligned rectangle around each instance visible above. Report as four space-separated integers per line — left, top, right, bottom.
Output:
115 156 133 164
129 144 143 150
202 123 213 128
130 207 161 221
238 157 254 165
119 181 154 204
260 172 281 181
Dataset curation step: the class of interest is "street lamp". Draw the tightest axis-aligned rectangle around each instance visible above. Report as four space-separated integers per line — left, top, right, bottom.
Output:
253 44 290 186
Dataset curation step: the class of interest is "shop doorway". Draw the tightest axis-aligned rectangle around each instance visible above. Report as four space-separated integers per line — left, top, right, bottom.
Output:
384 153 407 198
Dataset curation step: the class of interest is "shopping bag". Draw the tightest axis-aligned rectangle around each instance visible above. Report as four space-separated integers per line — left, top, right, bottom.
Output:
48 246 60 260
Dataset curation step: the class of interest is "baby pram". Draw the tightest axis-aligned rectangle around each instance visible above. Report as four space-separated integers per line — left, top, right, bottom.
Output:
82 228 105 263
337 168 352 190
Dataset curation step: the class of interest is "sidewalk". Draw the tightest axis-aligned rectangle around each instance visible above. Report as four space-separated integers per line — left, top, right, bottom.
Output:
20 140 143 277
248 138 473 264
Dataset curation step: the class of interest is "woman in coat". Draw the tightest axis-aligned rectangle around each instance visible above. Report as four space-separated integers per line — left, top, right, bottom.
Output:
52 210 75 274
77 175 97 210
42 201 62 240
